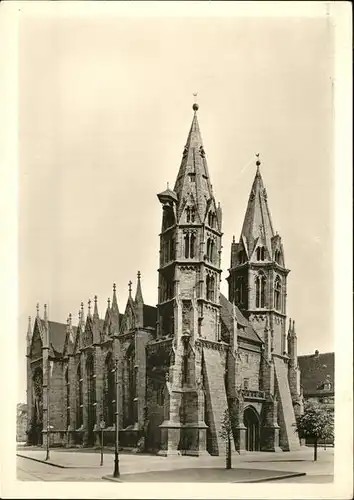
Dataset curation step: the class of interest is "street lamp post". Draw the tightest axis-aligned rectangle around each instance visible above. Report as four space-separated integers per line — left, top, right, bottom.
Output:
113 358 120 478
100 419 105 466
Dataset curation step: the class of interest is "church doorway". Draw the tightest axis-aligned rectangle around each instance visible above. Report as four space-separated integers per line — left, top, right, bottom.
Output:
244 407 260 451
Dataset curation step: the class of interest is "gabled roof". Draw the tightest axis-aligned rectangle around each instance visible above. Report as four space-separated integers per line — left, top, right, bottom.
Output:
219 293 262 344
298 351 335 395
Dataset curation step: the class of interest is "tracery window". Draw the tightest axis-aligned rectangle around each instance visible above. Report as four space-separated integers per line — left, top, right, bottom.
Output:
86 354 96 434
184 232 196 259
76 363 83 428
274 276 281 311
206 274 215 302
65 368 70 429
274 249 281 264
103 353 115 427
255 273 266 308
256 246 265 261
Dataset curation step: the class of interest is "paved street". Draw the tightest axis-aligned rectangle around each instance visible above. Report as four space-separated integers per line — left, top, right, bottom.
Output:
16 446 334 483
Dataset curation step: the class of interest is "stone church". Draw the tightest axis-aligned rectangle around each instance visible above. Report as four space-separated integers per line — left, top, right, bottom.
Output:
26 104 303 455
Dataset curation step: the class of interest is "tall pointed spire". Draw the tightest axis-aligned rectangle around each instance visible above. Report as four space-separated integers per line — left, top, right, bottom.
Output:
173 103 214 220
239 154 275 256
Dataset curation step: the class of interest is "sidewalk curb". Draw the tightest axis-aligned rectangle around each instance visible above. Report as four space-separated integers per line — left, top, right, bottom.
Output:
102 475 123 482
239 472 307 483
17 453 66 469
101 471 307 483
17 453 104 470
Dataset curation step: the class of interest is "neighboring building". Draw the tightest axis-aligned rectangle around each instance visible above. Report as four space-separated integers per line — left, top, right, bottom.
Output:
26 104 303 454
17 403 28 442
298 350 334 445
298 350 334 411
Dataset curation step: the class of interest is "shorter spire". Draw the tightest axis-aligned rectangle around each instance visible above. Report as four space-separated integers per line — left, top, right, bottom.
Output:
288 317 292 333
93 295 99 318
112 282 118 310
27 316 32 344
135 271 144 304
44 304 48 323
80 302 85 326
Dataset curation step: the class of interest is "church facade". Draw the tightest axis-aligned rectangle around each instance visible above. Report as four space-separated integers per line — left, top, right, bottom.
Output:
26 104 303 455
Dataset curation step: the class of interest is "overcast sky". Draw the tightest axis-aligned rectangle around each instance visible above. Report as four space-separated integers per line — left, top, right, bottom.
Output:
18 12 334 402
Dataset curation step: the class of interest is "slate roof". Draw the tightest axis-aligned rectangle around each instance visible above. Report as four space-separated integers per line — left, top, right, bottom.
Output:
38 319 68 355
219 293 262 344
143 305 157 329
298 352 335 395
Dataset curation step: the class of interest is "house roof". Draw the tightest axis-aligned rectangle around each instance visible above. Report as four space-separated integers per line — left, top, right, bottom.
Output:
219 293 262 344
298 351 335 395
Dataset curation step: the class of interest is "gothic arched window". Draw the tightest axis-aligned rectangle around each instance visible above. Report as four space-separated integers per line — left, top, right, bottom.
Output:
206 274 215 302
256 246 265 261
127 346 137 425
274 276 281 311
275 249 281 264
191 207 195 223
190 233 196 258
86 354 96 434
76 363 83 428
65 368 70 429
103 353 115 427
256 273 266 308
184 233 190 259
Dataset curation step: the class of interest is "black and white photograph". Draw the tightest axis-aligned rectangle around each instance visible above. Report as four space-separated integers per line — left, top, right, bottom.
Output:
0 1 352 499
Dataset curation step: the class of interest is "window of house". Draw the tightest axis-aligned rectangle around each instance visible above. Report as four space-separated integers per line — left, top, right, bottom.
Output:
243 378 249 389
184 233 190 258
256 246 265 261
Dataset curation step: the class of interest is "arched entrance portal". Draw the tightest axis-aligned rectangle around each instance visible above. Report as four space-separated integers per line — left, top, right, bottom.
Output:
244 406 260 451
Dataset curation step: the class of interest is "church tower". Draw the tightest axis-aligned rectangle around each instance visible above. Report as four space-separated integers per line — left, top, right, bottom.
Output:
227 156 289 356
157 103 222 344
155 103 223 455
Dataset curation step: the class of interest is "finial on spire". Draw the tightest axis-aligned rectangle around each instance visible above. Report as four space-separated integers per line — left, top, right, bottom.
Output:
93 295 99 318
107 297 111 308
137 270 141 280
44 304 48 321
192 92 199 112
36 303 40 317
232 235 235 244
256 152 261 167
167 182 169 190
128 280 132 296
68 313 72 326
88 299 91 315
